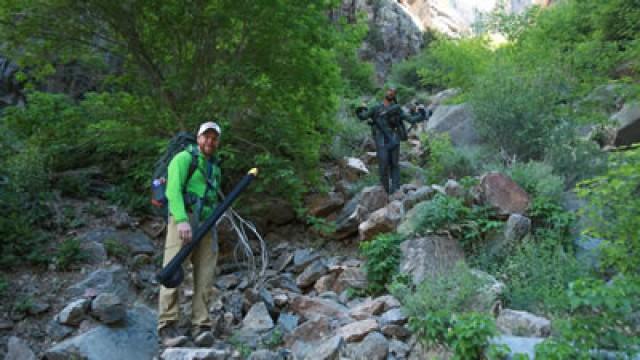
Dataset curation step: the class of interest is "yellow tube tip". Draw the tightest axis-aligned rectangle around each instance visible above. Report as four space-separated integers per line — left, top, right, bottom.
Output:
248 168 259 176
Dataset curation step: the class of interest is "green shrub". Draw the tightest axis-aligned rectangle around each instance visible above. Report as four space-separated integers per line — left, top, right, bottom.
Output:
394 262 495 316
420 132 476 184
418 37 494 90
469 62 570 161
55 238 88 271
501 161 565 199
493 237 585 316
360 232 404 295
104 239 128 260
0 191 51 269
536 275 640 358
576 145 640 274
0 276 8 297
414 194 469 234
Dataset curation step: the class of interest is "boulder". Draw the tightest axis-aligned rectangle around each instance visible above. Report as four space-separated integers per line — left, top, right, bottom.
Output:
342 157 370 181
296 260 329 288
399 235 465 285
478 172 530 215
45 305 158 360
242 302 274 332
90 293 126 324
379 308 407 326
496 309 551 337
337 319 379 342
303 335 344 360
284 316 332 347
358 200 404 242
489 335 545 360
429 88 461 106
332 266 367 294
504 214 531 243
160 348 229 360
426 104 481 147
349 298 386 320
306 192 345 217
341 331 389 360
57 299 90 326
67 265 134 303
612 101 640 146
6 336 36 360
335 186 387 238
289 295 351 321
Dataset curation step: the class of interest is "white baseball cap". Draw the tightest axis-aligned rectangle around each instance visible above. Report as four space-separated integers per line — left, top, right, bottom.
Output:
197 121 221 136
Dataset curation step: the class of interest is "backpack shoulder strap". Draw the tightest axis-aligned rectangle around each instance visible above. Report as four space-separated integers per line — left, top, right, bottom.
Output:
184 147 199 187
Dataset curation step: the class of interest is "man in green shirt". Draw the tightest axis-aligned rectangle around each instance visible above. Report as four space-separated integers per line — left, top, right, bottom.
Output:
158 121 222 346
356 88 428 194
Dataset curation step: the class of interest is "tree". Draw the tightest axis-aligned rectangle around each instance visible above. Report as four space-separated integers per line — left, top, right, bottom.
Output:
0 0 369 201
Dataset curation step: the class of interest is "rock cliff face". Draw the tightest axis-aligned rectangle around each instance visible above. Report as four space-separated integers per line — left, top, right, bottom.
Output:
339 0 554 82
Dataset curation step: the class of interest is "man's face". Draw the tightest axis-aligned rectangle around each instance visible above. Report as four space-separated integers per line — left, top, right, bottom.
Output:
385 89 396 101
197 130 219 157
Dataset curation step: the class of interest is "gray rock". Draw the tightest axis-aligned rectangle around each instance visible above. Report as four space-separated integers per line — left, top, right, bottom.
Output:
27 301 50 315
342 157 370 181
335 186 387 239
399 235 465 285
267 273 302 294
358 200 404 242
306 192 346 218
67 265 134 303
57 299 90 326
342 331 388 360
613 101 640 146
489 335 545 360
80 228 155 255
80 240 108 265
91 293 126 324
160 348 229 360
194 331 215 347
399 186 435 212
388 339 411 359
46 319 74 341
296 259 329 288
284 316 332 348
379 308 407 326
242 302 274 332
504 214 531 243
248 349 285 360
332 266 367 294
277 312 299 334
272 252 294 273
381 324 411 339
6 336 36 360
216 273 241 290
291 249 322 273
289 295 351 321
429 89 461 106
444 179 465 198
496 309 551 337
46 305 158 360
426 104 481 147
303 335 344 360
337 319 379 342
223 291 245 322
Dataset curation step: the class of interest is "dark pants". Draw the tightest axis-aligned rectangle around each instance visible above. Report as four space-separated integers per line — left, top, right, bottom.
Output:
374 130 400 194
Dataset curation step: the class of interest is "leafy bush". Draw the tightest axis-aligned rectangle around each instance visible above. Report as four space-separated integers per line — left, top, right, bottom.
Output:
420 133 476 184
104 239 128 260
397 263 499 359
414 194 468 234
360 232 404 295
418 37 494 90
576 145 640 274
500 161 565 199
492 237 585 316
54 238 88 271
535 275 640 358
0 276 8 297
469 62 570 161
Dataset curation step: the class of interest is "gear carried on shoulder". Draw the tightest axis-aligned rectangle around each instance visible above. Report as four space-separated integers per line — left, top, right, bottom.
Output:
151 131 200 213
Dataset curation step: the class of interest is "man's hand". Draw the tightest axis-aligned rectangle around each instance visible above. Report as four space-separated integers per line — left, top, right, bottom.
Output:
177 222 192 244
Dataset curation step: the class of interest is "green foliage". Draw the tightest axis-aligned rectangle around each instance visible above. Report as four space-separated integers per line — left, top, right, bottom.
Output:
395 262 495 317
420 133 476 184
12 296 34 315
408 311 497 359
491 237 585 316
576 145 640 274
414 194 468 234
469 62 570 161
0 191 51 269
0 276 8 297
104 239 128 260
486 344 512 360
501 161 565 200
360 232 404 295
448 313 498 360
54 238 88 271
536 275 640 357
418 37 494 90
0 0 369 208
263 327 284 349
460 205 503 254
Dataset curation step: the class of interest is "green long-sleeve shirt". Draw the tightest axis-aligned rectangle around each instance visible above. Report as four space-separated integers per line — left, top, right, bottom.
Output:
165 145 221 223
356 103 425 134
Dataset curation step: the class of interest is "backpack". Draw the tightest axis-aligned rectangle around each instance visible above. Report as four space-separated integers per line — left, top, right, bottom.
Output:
151 131 199 209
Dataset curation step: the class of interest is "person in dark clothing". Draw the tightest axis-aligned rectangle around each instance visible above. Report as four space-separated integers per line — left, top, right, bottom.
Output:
356 88 429 194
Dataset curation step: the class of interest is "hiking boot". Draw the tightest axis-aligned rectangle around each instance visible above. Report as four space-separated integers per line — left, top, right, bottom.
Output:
159 325 189 347
191 325 212 339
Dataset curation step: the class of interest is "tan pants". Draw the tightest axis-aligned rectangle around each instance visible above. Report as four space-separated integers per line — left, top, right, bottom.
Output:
158 216 218 330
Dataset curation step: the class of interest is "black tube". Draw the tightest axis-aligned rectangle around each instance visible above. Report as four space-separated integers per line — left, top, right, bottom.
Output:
156 168 258 288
